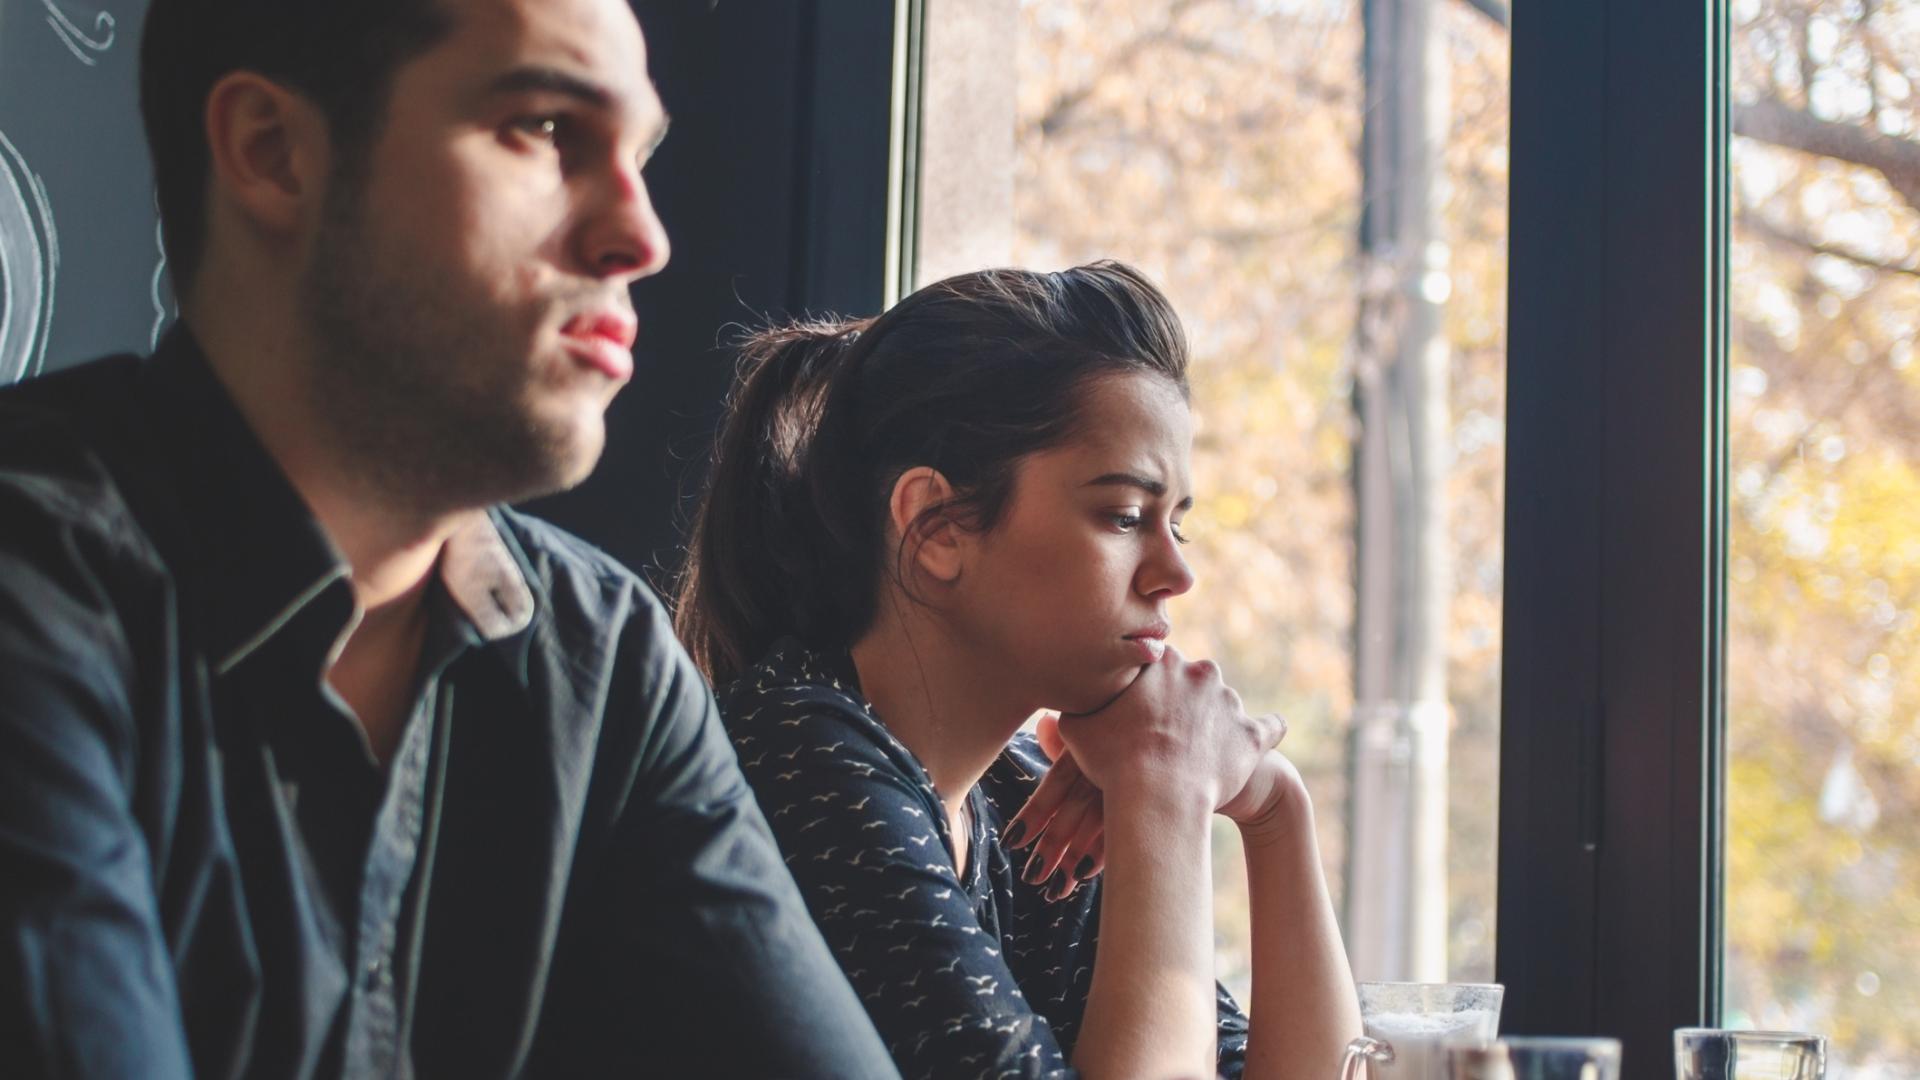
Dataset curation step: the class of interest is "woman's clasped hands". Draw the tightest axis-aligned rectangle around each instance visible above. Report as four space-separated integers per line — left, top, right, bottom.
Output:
1005 646 1296 897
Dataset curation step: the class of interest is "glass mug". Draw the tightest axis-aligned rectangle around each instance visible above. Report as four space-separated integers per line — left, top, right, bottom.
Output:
1674 1028 1826 1080
1339 982 1505 1080
1446 1037 1623 1080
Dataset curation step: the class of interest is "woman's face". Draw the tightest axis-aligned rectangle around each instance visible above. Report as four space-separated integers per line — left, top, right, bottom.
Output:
949 372 1197 713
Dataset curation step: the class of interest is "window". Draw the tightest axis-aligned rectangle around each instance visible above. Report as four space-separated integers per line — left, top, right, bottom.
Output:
897 0 1920 1066
912 0 1512 994
1726 0 1920 1071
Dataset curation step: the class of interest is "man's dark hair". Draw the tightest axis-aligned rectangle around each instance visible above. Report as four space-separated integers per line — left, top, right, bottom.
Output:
139 0 455 292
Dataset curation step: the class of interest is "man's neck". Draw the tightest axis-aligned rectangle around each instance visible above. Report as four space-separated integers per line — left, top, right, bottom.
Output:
296 444 466 769
183 295 469 607
328 569 436 765
184 300 467 762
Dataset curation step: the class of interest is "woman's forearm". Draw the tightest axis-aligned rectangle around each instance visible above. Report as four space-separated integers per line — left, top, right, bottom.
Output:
1239 787 1362 1080
1072 784 1218 1080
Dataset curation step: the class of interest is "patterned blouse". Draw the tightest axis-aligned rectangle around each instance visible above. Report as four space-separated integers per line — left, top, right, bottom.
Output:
720 639 1251 1080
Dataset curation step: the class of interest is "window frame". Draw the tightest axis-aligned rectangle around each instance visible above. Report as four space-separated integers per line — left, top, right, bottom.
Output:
1498 0 1731 1070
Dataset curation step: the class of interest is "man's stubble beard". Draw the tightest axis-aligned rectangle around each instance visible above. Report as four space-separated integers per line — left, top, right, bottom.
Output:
298 170 605 516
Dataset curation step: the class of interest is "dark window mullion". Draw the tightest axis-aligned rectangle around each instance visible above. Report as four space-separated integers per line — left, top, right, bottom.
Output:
1501 0 1729 1070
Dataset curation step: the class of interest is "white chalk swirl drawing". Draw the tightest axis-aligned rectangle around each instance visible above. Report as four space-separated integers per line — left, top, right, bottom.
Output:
1 129 60 386
42 0 118 67
150 216 175 348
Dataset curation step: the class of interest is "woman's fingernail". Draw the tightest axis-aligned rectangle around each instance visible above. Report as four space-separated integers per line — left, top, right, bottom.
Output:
1046 872 1073 903
1003 821 1027 849
1074 856 1095 880
1023 850 1047 885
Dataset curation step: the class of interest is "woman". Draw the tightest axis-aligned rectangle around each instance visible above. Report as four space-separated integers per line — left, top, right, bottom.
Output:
676 262 1359 1079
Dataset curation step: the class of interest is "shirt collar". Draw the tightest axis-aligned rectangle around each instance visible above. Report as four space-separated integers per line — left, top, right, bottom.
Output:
439 511 535 643
143 327 537 672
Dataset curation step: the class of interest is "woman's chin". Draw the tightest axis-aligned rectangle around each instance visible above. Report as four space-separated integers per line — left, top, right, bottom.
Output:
1056 666 1147 717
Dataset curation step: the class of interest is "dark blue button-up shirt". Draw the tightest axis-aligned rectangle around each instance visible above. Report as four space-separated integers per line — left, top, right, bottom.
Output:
0 330 897 1078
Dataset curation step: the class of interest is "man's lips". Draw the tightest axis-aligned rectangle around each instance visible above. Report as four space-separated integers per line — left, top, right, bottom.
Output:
559 311 639 381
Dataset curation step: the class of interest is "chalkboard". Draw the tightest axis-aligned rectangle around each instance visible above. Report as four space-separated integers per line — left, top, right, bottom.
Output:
0 0 172 386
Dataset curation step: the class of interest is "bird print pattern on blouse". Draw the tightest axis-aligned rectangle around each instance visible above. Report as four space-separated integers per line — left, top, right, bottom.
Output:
721 639 1250 1080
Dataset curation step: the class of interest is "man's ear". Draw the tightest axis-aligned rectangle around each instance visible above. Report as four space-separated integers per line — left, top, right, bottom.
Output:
203 71 332 239
888 466 966 585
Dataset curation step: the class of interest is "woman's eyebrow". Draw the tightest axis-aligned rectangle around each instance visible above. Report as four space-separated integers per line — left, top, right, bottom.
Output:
1083 472 1194 510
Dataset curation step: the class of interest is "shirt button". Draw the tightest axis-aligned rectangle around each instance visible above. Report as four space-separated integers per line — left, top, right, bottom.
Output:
364 957 386 988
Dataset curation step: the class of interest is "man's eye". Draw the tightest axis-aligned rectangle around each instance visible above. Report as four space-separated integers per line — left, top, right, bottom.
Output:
511 115 563 142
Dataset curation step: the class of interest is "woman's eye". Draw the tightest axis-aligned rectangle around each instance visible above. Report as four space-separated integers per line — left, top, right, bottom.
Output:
1110 512 1144 532
1171 523 1192 545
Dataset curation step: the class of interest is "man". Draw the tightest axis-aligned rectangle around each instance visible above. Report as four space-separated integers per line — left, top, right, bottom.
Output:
0 0 897 1075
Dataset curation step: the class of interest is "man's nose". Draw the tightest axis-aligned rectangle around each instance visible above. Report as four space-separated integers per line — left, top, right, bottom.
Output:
579 165 670 281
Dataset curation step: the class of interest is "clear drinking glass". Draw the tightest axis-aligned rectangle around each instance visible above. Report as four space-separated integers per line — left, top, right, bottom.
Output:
1445 1037 1623 1080
1339 982 1505 1080
1674 1029 1826 1079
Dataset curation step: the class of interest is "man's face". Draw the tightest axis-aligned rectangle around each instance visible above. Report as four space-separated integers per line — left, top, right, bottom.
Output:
301 0 669 509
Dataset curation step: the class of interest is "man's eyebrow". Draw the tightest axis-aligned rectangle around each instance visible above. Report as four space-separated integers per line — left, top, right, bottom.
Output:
487 66 671 152
1084 472 1194 509
487 66 614 109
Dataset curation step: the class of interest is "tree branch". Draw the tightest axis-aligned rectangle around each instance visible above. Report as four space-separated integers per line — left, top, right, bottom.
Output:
1459 0 1510 29
1033 0 1207 137
1739 210 1920 279
1733 97 1920 211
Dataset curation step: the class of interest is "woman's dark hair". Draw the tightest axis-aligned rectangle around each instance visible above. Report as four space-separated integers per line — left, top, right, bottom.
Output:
675 260 1190 686
140 0 454 292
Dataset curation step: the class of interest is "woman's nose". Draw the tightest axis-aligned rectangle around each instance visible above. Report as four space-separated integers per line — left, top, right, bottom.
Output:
1139 530 1196 598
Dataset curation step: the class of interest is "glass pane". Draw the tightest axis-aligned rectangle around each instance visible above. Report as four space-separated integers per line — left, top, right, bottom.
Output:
914 0 1510 993
1726 0 1920 1073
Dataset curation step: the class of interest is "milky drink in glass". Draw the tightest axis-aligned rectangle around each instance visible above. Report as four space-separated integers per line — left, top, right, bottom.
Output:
1340 982 1504 1080
1366 1007 1501 1078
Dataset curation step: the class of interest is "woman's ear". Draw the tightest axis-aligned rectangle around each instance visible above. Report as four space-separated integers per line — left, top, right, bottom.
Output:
888 466 965 584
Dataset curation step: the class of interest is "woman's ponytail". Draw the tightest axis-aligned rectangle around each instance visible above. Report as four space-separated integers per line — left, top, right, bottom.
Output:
675 317 875 684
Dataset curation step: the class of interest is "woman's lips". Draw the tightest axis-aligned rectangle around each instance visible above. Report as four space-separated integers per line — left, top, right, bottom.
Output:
1124 636 1168 664
1123 625 1170 664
